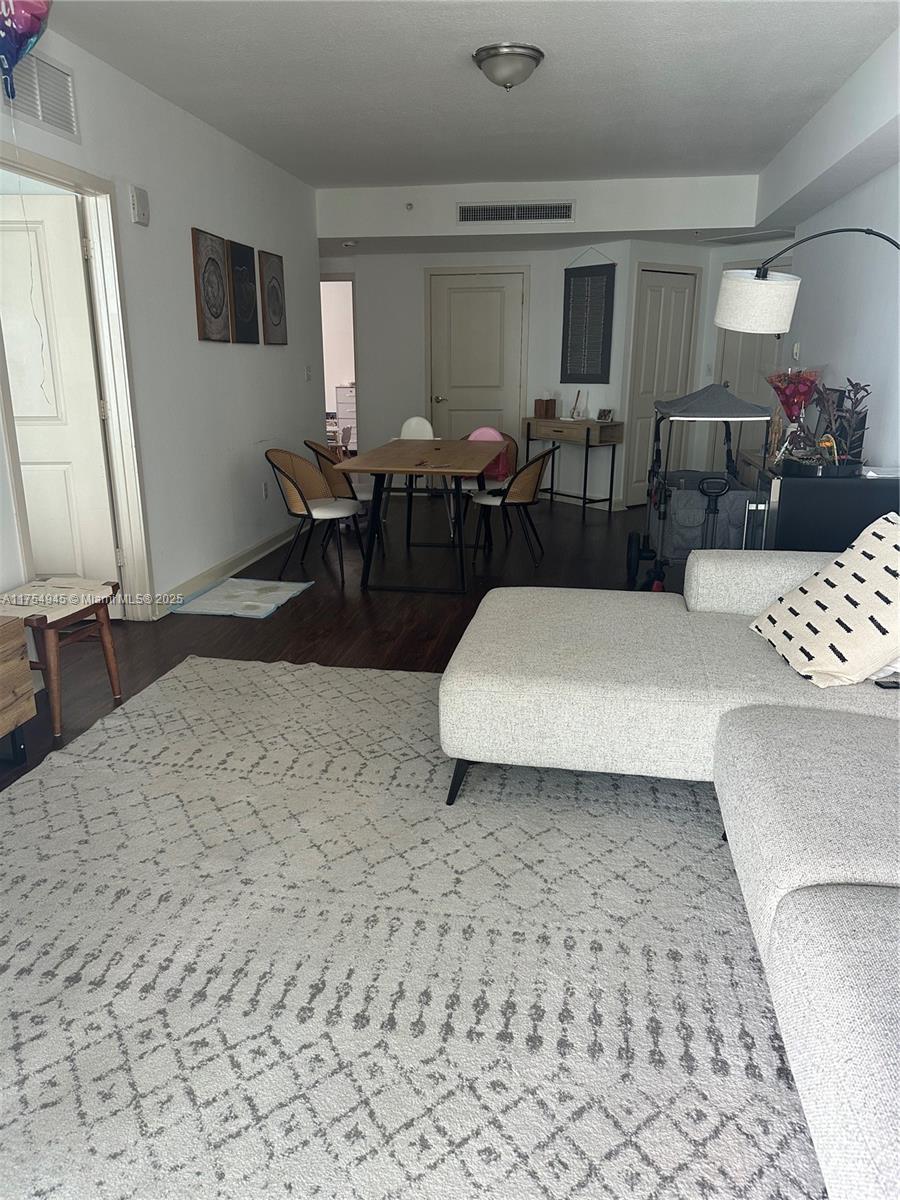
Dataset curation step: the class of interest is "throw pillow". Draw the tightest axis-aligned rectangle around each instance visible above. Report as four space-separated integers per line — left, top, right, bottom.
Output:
751 512 900 688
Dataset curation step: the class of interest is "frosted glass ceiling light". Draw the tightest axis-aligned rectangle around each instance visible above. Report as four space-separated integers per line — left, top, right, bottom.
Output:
473 43 544 91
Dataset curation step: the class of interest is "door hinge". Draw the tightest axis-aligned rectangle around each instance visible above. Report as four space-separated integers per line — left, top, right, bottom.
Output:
114 547 126 567
81 236 93 260
98 396 109 420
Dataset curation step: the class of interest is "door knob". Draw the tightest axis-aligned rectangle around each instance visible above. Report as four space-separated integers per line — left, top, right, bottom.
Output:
432 395 448 403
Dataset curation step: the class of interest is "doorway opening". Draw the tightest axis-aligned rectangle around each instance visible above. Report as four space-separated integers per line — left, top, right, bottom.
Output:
0 168 120 596
319 275 357 456
0 146 151 619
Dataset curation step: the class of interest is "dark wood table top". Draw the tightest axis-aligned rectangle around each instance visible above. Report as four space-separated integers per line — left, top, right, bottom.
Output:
333 439 502 478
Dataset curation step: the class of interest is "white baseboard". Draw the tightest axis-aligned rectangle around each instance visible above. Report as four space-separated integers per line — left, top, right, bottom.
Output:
543 491 626 512
151 526 296 620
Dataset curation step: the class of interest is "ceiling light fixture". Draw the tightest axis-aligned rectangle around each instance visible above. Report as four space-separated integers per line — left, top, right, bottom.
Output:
472 42 544 91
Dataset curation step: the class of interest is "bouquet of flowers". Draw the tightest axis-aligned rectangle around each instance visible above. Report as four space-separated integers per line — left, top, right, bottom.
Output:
766 368 821 462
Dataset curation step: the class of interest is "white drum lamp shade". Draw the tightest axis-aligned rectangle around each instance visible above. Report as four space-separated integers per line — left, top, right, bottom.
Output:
714 269 801 334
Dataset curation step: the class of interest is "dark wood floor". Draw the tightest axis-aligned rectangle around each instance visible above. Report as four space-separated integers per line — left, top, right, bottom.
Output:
2 498 663 789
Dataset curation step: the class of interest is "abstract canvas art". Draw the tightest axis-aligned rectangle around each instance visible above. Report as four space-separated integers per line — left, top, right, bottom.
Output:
258 250 288 345
191 228 230 342
226 240 259 344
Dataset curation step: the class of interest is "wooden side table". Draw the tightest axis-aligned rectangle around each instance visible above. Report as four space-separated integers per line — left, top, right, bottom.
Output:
0 616 36 764
0 579 123 745
522 417 624 515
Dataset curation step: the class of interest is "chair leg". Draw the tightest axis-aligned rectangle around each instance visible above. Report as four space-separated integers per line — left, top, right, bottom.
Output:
96 603 123 704
442 476 455 539
280 520 307 579
299 518 316 565
523 507 544 555
321 522 335 556
502 508 513 541
352 515 365 557
445 758 472 806
484 507 494 552
334 520 345 586
516 506 540 567
41 628 63 744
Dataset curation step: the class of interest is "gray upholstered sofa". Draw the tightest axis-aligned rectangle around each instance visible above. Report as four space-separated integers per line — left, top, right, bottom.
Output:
715 706 899 1200
439 550 898 794
439 549 900 1197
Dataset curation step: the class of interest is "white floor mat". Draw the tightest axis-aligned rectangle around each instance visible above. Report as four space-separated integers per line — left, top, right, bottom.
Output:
175 577 312 618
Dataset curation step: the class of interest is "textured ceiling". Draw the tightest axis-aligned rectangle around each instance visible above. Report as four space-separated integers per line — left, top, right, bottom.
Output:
51 0 899 187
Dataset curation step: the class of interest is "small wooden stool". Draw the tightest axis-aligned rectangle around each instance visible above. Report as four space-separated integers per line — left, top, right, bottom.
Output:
0 578 123 745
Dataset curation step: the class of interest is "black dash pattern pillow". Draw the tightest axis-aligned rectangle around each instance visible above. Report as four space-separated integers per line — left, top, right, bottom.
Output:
752 512 900 688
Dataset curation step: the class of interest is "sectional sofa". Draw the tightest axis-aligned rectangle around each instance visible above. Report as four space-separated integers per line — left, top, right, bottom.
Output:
439 549 900 1199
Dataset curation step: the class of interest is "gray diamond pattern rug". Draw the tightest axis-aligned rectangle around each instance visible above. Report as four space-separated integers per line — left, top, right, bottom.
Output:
0 656 825 1199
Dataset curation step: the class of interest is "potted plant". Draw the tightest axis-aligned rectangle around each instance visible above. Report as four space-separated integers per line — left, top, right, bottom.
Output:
811 379 868 476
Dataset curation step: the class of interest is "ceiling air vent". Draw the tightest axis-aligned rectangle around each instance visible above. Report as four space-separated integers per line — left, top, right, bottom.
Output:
2 52 79 141
458 201 574 223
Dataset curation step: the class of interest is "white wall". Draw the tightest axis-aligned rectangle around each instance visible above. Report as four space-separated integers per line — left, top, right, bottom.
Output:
320 280 355 412
317 175 759 242
789 166 899 467
321 239 713 502
0 30 324 595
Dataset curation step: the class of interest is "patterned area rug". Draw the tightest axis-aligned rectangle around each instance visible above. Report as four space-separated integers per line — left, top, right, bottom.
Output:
1 657 825 1199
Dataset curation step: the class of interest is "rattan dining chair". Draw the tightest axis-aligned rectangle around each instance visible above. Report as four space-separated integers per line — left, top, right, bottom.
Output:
266 448 363 585
304 439 374 503
470 446 558 566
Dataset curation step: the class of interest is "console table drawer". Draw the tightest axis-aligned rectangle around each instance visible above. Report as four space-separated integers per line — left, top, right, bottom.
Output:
523 418 624 446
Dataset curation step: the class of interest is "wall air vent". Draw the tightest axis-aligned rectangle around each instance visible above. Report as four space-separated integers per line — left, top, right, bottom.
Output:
458 201 574 223
2 52 79 141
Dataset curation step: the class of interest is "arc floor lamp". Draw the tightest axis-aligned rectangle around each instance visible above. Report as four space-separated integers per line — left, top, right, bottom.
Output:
714 226 900 335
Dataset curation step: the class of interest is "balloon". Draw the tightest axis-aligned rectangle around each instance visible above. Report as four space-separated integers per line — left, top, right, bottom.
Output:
0 0 52 102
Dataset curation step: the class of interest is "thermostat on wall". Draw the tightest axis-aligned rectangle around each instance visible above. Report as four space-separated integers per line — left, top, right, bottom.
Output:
129 184 150 226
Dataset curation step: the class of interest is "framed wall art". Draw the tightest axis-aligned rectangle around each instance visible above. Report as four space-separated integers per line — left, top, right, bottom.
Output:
191 227 231 342
258 250 287 345
226 240 259 344
560 262 615 384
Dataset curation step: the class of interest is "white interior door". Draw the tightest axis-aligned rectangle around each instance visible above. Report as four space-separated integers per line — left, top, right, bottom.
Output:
624 269 698 506
429 271 525 439
709 326 784 468
0 194 118 582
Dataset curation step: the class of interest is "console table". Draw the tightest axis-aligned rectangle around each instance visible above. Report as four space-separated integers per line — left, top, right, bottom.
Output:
522 417 624 515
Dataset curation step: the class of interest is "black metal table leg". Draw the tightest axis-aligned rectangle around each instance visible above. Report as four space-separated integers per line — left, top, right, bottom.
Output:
582 426 591 519
550 442 557 503
360 473 385 591
405 474 415 548
608 443 617 513
453 475 466 592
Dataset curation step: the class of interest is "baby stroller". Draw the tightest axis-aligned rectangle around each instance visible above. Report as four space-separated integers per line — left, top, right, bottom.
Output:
626 384 771 590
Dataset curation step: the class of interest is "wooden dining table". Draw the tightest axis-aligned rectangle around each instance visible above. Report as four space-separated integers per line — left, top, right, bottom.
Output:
333 439 504 593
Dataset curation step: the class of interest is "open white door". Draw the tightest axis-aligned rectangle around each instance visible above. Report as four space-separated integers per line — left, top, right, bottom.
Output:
0 193 119 584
